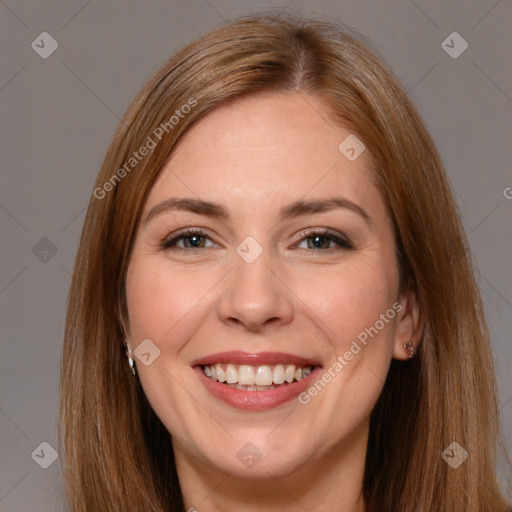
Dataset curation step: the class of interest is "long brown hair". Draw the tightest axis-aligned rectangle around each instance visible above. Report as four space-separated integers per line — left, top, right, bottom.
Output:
58 12 511 512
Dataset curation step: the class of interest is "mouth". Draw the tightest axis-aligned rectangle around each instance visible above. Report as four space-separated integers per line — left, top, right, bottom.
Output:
202 363 313 391
192 351 322 410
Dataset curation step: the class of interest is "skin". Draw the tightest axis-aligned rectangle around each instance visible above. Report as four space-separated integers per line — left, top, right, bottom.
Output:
125 92 422 512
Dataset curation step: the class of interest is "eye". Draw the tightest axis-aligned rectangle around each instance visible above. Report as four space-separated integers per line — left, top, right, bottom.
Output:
161 228 354 253
295 229 354 251
161 229 216 251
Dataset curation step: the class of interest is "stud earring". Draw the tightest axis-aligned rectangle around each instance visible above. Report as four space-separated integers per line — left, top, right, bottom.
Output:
403 341 415 359
124 339 136 375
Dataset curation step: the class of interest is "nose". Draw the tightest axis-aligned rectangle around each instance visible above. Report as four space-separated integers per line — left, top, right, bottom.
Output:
217 247 295 333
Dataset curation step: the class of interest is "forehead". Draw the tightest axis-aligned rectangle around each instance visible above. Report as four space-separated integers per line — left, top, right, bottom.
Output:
145 92 378 216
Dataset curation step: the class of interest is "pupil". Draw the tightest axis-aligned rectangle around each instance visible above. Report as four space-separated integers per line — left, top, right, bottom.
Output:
311 236 327 249
187 235 202 248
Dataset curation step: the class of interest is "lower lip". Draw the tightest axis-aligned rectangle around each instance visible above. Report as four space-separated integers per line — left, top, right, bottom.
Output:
194 366 321 411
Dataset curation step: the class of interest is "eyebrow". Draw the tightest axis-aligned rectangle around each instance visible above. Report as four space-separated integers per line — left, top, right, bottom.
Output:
143 196 372 227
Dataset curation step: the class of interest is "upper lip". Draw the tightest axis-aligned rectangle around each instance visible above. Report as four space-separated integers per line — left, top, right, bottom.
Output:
191 351 322 367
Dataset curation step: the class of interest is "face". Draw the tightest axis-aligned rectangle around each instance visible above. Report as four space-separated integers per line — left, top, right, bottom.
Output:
125 92 417 482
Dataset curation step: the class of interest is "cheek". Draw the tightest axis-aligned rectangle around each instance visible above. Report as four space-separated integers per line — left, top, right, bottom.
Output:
125 257 212 344
124 258 214 437
296 259 397 353
291 265 398 434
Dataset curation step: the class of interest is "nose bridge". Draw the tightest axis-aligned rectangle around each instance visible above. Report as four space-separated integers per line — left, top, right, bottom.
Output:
217 238 294 331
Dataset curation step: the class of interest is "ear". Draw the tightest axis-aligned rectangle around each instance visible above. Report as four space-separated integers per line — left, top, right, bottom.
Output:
392 287 423 360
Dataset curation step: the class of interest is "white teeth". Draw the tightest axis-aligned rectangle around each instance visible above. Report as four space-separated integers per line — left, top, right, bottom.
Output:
302 366 312 378
273 364 286 384
239 365 255 385
203 363 314 388
285 365 295 383
215 364 225 383
225 364 237 384
255 366 273 386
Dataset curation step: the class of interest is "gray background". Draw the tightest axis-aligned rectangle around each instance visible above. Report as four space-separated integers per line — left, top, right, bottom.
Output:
0 1 511 510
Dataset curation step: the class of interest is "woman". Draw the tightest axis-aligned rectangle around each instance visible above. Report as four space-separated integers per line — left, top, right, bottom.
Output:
58 12 511 512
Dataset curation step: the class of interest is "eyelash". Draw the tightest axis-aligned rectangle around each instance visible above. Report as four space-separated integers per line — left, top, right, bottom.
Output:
160 228 354 253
